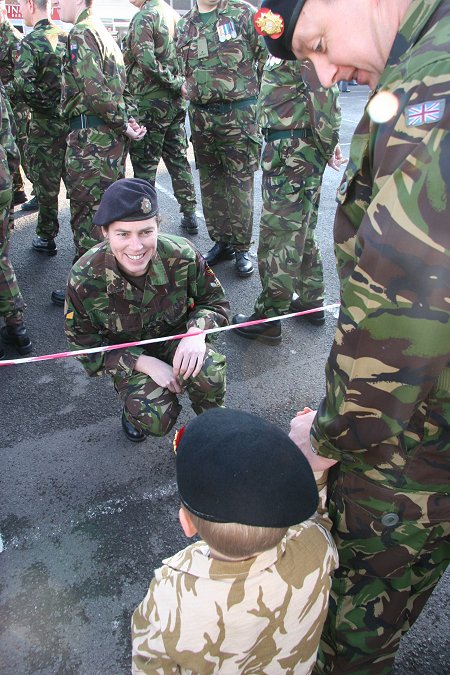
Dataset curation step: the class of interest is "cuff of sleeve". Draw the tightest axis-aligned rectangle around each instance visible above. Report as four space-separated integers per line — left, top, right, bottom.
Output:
110 346 145 379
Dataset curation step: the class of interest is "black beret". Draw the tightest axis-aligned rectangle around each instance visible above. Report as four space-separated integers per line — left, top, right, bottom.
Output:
176 408 318 528
255 0 306 61
93 178 158 228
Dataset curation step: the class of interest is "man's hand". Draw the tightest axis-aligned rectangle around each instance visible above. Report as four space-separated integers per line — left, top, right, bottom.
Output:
328 144 348 171
289 407 338 471
135 354 182 394
173 328 206 380
125 121 147 141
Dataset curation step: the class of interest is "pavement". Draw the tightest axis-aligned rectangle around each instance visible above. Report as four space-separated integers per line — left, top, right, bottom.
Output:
1 86 449 674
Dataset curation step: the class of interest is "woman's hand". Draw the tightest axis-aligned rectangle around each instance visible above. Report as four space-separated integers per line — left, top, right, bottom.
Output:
173 328 206 380
135 354 182 394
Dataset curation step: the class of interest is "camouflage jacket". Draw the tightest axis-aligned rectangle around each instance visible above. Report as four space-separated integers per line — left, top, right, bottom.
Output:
132 474 337 674
0 19 22 99
257 57 341 161
312 0 450 494
14 19 67 117
64 235 230 380
0 84 19 206
61 8 128 134
123 0 185 115
175 0 267 105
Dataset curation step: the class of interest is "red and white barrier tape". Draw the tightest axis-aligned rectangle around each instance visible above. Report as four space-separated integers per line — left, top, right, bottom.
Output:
0 303 340 367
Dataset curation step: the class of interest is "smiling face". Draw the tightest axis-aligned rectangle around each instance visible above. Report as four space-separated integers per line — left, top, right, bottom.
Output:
102 218 158 277
290 0 401 90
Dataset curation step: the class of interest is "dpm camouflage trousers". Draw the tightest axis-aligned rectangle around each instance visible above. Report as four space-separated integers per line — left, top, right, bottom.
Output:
189 103 261 251
130 101 196 216
254 137 326 318
315 469 450 675
27 113 68 240
114 342 227 437
66 126 126 260
0 200 24 321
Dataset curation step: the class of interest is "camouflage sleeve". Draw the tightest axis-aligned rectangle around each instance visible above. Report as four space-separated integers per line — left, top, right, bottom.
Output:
68 30 127 132
130 13 183 95
0 85 19 177
312 83 450 461
64 279 144 379
185 252 230 332
132 578 178 674
243 9 267 87
303 63 341 160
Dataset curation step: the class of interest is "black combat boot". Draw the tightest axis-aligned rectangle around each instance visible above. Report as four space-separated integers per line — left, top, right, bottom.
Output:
0 323 32 355
235 251 253 277
32 236 57 256
21 195 39 211
51 290 65 306
121 410 147 443
289 297 325 325
204 242 235 265
180 213 198 234
231 312 281 345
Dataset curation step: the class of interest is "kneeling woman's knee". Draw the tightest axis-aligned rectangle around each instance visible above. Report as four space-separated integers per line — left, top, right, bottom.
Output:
125 396 182 438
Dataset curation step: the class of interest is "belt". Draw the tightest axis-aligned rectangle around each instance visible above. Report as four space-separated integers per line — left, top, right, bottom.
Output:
69 114 105 130
192 97 257 115
263 128 313 142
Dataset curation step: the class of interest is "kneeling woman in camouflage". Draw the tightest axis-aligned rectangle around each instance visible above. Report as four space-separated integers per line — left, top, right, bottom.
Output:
64 178 229 442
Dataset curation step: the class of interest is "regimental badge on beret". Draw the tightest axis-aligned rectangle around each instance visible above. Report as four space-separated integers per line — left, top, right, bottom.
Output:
254 8 284 39
141 197 151 214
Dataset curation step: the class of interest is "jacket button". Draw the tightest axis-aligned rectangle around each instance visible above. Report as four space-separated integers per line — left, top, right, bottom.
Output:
339 180 348 195
381 513 400 527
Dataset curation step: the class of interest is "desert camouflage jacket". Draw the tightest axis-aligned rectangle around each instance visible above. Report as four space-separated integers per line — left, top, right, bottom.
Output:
64 235 229 380
175 0 266 105
15 19 67 117
123 0 185 114
61 8 128 133
257 57 341 161
312 0 450 494
132 474 337 674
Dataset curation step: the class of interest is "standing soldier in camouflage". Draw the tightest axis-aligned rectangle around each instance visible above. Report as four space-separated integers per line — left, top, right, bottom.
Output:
64 179 229 442
0 84 32 357
0 1 30 205
50 0 146 306
176 0 266 277
232 57 342 344
15 0 68 258
123 0 198 235
261 0 450 673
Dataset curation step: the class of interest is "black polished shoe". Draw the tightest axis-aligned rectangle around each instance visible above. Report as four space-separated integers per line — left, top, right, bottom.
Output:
32 236 57 256
121 410 147 443
21 195 39 211
290 297 325 325
0 323 32 355
51 289 65 306
14 190 28 205
180 213 198 234
231 312 281 345
204 242 235 266
235 251 254 277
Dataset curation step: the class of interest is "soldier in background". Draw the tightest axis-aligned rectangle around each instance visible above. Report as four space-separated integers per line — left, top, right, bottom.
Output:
123 0 198 235
0 84 32 358
176 0 266 278
260 0 450 672
232 57 342 344
51 0 146 306
0 1 31 205
15 0 69 257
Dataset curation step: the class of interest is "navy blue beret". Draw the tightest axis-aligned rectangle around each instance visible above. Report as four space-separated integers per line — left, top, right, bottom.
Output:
93 178 158 228
176 408 319 528
257 0 306 60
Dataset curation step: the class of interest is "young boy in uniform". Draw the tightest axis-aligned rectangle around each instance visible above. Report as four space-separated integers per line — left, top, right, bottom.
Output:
132 407 338 673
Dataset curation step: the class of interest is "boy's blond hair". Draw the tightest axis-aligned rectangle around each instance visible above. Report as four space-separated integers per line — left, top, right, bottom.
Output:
186 509 289 559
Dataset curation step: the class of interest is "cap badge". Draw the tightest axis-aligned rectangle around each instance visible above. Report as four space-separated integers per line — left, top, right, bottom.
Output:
254 8 284 39
141 197 152 214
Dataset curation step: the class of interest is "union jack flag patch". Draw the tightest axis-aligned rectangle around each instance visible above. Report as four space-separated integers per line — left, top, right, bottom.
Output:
406 99 445 126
